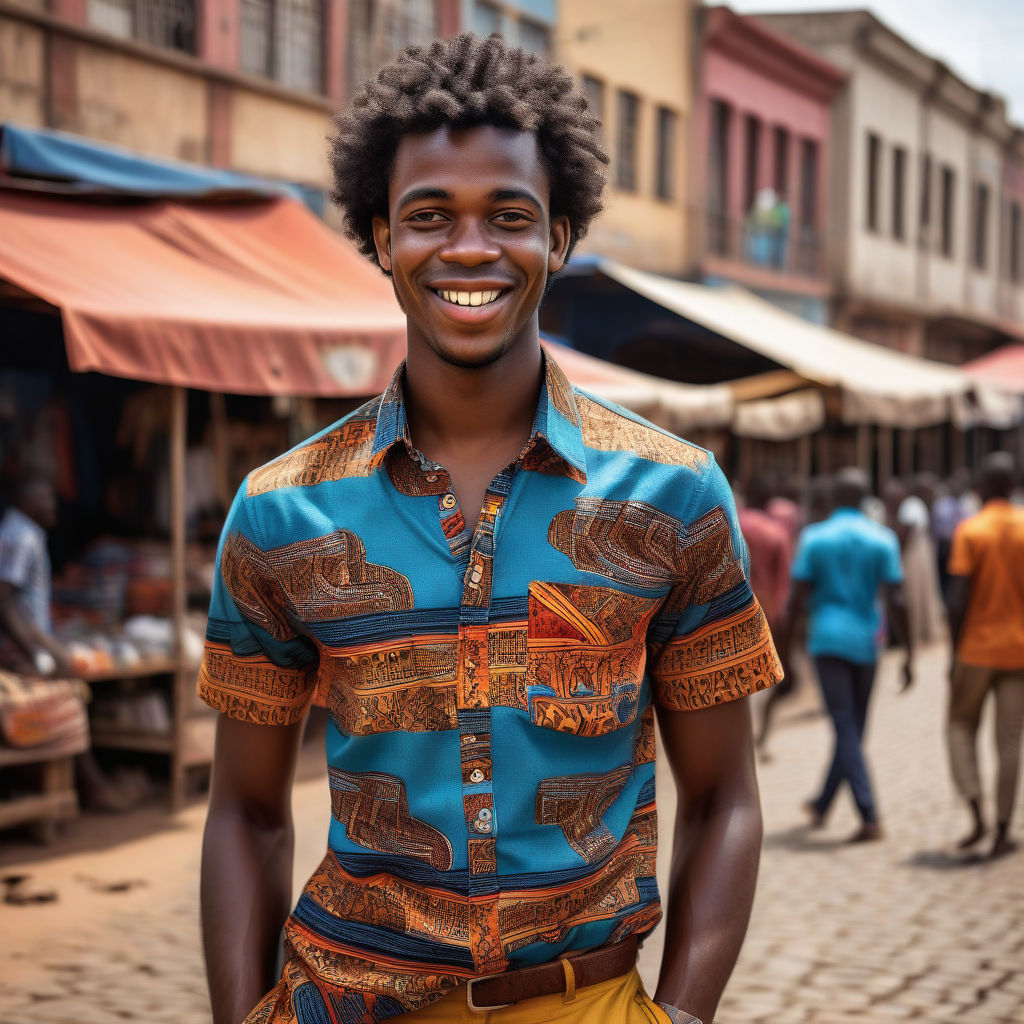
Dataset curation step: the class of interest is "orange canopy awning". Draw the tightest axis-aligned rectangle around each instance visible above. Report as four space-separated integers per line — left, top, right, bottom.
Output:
0 191 408 396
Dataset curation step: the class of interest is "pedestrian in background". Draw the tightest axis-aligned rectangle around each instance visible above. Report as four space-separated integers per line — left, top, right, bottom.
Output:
946 451 1024 859
785 469 912 841
737 476 794 757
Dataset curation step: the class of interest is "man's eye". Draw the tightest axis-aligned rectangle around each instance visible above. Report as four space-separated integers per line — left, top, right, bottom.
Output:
408 211 447 223
494 211 530 224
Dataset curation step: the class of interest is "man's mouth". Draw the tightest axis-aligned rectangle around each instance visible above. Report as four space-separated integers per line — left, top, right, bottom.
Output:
432 288 506 307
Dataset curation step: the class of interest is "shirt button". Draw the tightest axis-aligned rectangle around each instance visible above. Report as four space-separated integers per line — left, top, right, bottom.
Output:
441 493 457 509
477 807 492 821
469 768 485 783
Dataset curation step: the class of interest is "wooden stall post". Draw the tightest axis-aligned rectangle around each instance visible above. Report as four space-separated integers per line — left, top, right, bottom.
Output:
898 428 915 478
952 425 966 472
878 426 894 484
798 434 812 486
856 423 871 474
170 386 188 811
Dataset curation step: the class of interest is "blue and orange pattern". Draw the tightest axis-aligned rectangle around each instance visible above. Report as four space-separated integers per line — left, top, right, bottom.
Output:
198 354 782 1022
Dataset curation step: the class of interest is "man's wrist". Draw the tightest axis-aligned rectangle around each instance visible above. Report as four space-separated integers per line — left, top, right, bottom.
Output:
655 1001 704 1024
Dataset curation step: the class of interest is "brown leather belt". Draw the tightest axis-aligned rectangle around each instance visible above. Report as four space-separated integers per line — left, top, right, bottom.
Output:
465 935 639 1011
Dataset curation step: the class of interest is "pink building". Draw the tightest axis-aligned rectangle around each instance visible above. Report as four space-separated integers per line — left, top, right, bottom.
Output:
693 6 846 323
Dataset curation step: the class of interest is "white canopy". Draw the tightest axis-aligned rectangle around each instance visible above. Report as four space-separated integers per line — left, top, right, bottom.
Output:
597 260 1011 430
546 342 734 433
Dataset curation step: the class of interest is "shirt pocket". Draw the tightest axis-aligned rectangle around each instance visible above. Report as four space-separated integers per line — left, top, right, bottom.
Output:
524 581 662 737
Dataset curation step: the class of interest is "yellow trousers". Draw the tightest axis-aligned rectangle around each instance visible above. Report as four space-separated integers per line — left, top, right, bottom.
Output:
405 967 671 1023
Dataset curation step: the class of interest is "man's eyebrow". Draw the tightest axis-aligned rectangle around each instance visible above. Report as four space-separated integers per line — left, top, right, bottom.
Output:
396 187 454 207
488 188 543 206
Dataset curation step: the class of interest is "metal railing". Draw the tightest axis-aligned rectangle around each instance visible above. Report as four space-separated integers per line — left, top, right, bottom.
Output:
86 0 195 53
704 209 824 279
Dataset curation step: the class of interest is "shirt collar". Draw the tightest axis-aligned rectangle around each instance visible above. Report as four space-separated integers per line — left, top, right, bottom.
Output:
370 350 587 482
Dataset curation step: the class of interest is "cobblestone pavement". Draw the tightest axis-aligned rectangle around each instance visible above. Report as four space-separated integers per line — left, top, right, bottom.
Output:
1 644 1021 1023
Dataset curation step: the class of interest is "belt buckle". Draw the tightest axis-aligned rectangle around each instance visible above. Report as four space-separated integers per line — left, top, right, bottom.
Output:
466 974 512 1013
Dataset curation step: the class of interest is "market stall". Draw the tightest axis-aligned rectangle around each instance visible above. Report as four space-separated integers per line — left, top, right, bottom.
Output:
0 125 407 812
545 257 1022 482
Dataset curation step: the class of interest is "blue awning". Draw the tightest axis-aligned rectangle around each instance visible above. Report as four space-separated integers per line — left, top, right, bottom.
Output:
0 122 301 201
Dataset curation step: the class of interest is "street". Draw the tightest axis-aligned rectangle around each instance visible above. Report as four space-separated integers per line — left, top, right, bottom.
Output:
1 643 1021 1024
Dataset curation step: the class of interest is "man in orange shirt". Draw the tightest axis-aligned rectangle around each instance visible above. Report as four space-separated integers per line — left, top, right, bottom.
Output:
947 452 1024 859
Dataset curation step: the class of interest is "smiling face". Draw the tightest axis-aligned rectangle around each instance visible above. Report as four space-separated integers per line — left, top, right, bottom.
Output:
372 125 571 370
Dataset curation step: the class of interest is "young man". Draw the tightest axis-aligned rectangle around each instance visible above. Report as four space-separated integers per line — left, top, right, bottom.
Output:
946 452 1024 859
785 468 910 842
199 34 781 1024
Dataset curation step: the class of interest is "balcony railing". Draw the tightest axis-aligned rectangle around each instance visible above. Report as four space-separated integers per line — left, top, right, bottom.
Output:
704 208 824 279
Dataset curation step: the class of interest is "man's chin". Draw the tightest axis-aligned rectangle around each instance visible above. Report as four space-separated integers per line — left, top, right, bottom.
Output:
426 332 518 370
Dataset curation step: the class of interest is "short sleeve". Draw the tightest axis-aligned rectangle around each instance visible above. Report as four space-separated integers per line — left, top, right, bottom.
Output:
648 457 783 711
197 482 319 726
0 528 34 589
881 529 904 585
947 521 973 578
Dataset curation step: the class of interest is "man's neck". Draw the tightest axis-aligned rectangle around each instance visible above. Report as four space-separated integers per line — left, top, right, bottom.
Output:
403 338 544 465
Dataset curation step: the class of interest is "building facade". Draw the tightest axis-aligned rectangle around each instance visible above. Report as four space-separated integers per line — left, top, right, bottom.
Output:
553 0 693 276
757 9 1024 364
692 6 845 323
0 0 461 205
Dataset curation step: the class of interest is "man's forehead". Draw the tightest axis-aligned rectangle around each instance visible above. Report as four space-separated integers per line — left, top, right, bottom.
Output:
390 124 548 195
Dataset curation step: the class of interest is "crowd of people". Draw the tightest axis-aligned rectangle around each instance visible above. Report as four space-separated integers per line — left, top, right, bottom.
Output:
736 453 1024 860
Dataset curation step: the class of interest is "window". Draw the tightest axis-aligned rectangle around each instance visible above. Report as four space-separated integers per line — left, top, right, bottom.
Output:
654 107 677 201
799 138 819 228
866 131 881 232
616 90 640 192
241 0 323 92
472 0 501 36
87 0 195 52
707 99 731 255
892 146 906 241
743 114 761 213
919 153 932 240
518 17 550 55
349 0 436 96
582 75 604 124
973 182 990 270
1011 202 1022 283
773 125 790 196
940 165 955 257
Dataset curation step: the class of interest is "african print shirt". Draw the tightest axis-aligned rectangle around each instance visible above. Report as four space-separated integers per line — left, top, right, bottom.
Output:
198 353 781 1023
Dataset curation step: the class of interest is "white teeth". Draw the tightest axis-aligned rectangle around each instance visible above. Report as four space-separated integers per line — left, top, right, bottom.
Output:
437 289 503 307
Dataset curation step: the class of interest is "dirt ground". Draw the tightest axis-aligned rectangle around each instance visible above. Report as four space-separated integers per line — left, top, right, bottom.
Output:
1 644 1022 1023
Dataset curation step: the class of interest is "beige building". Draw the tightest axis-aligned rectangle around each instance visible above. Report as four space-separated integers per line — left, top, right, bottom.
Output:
555 0 693 276
0 0 460 211
757 9 1024 364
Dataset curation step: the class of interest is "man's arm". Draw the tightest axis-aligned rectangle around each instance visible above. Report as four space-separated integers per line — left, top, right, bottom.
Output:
946 574 971 653
653 697 762 1023
0 581 72 674
201 715 306 1024
885 582 914 690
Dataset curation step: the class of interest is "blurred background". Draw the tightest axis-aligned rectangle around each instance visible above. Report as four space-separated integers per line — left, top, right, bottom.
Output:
0 1 1022 1021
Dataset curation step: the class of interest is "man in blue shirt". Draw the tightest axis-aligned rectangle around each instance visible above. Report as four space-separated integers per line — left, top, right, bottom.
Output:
199 33 782 1024
786 469 910 841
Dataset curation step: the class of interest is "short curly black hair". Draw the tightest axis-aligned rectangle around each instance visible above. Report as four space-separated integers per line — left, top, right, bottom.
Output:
329 32 608 271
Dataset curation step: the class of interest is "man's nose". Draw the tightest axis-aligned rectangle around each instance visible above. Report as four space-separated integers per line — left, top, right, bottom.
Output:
438 218 500 265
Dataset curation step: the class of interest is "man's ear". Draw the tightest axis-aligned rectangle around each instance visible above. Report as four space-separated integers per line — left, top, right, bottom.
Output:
548 215 572 274
372 215 393 273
